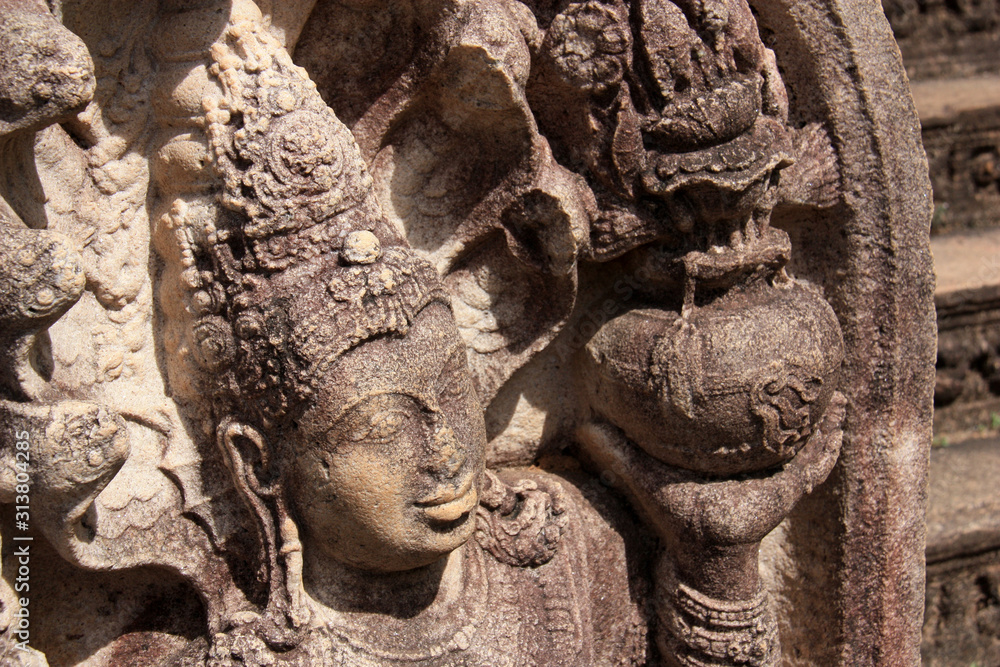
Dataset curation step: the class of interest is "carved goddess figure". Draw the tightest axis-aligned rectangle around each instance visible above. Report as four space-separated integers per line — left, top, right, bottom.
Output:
166 11 646 664
153 8 848 665
200 230 652 665
173 46 650 659
191 156 846 666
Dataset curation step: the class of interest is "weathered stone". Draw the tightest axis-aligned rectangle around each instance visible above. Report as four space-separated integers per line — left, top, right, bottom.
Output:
0 1 933 665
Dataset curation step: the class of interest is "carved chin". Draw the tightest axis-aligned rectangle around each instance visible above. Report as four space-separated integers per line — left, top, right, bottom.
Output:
358 517 476 573
412 502 478 562
323 504 476 573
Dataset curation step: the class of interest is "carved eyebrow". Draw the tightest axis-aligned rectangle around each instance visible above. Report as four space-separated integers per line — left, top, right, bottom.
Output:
325 391 438 431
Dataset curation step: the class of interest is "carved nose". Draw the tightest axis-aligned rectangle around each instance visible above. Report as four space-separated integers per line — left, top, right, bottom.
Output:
432 418 465 478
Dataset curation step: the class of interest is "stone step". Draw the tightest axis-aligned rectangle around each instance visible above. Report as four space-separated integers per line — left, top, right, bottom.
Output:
912 75 1000 128
915 75 1000 235
923 436 1000 666
927 437 1000 564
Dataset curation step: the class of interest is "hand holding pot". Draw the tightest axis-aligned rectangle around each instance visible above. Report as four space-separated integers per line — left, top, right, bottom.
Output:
577 391 845 598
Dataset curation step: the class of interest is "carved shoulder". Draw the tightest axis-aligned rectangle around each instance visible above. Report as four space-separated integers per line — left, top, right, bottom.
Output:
474 468 569 568
475 467 652 664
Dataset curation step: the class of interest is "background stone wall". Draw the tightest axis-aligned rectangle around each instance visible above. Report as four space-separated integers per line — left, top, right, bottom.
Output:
886 1 1000 664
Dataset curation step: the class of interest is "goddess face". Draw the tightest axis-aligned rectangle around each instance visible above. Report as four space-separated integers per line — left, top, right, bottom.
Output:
285 302 486 572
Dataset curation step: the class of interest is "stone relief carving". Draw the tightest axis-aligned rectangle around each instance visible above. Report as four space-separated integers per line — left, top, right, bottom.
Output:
0 0 934 665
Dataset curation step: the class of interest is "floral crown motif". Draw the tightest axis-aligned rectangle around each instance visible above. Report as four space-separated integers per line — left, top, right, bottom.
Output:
204 12 376 274
293 232 451 378
192 231 450 427
183 14 441 427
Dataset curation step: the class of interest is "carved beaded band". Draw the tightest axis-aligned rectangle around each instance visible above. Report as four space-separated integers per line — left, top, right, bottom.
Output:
655 557 778 667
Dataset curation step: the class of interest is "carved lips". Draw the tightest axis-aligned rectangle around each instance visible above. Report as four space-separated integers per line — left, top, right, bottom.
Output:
416 475 479 523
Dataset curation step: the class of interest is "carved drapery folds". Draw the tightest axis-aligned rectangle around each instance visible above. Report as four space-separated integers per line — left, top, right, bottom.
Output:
0 1 933 666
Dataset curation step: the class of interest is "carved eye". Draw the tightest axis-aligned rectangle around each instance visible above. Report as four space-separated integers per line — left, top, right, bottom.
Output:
347 409 408 444
330 393 428 448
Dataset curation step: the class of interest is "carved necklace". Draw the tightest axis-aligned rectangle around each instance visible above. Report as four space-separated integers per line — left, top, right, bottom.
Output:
308 544 490 664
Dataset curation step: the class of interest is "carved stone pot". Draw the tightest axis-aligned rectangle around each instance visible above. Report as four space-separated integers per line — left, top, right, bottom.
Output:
580 278 845 476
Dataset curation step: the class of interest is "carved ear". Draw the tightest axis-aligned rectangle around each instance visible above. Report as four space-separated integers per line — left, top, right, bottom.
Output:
218 418 279 500
217 417 301 629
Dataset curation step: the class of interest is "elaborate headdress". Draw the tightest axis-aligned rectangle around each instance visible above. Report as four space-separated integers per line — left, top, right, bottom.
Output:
164 10 455 651
177 7 449 429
